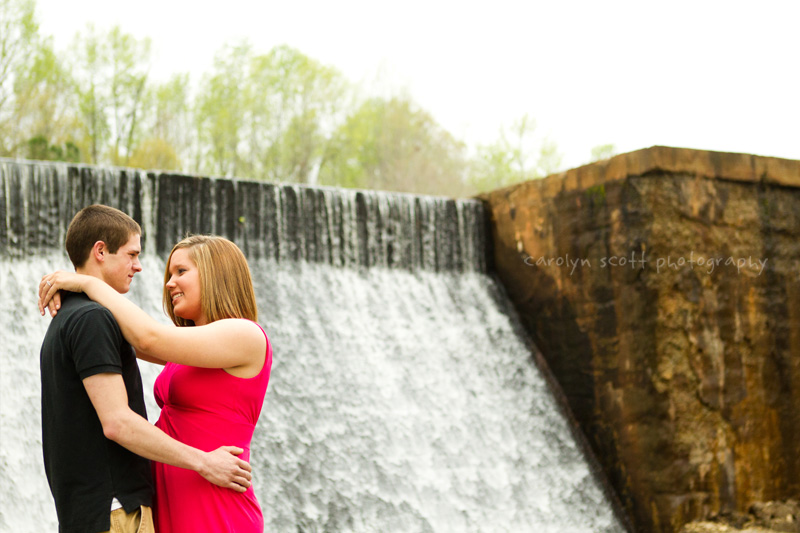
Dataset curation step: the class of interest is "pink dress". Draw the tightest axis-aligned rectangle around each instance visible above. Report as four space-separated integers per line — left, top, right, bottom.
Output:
152 323 272 532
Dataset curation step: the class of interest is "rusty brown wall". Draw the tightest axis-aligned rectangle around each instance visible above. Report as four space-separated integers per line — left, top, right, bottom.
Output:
481 146 800 533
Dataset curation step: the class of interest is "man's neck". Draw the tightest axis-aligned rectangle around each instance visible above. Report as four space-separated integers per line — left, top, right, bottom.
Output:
76 265 101 280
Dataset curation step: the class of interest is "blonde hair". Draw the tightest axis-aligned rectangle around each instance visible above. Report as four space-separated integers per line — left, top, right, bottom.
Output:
162 235 258 326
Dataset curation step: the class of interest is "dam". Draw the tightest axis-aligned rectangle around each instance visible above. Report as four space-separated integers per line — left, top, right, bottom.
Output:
0 159 627 532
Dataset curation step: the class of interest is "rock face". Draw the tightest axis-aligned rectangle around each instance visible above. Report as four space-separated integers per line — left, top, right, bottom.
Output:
680 499 799 532
481 147 800 533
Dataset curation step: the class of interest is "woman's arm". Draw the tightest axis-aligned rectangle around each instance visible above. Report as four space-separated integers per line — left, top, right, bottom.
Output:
135 348 167 366
39 272 265 373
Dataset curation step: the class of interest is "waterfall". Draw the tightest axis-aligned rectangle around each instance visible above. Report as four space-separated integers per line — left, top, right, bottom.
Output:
0 159 626 532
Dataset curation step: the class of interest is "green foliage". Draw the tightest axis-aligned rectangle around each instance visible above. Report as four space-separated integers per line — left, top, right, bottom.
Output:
195 42 249 176
194 43 348 181
585 184 606 207
195 43 348 183
468 114 563 193
106 26 151 165
1 2 571 197
590 143 616 162
0 0 37 109
69 24 151 165
254 45 346 183
18 40 81 147
128 137 179 170
25 134 50 159
0 0 38 154
1 1 84 159
319 96 468 196
538 138 563 176
128 73 192 171
26 135 80 161
70 24 108 163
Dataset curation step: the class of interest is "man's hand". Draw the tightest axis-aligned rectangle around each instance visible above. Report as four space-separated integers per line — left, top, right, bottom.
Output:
84 373 255 491
198 446 253 492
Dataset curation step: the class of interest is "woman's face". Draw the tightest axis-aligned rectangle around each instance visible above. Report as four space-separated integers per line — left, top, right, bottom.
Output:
166 248 208 325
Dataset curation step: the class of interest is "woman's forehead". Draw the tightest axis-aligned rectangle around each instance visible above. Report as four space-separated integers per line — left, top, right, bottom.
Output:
169 248 194 266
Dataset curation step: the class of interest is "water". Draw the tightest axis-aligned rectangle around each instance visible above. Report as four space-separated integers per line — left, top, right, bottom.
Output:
0 159 626 532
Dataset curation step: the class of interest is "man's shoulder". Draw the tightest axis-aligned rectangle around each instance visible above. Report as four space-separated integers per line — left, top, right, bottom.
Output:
60 292 109 314
43 293 130 366
57 294 119 329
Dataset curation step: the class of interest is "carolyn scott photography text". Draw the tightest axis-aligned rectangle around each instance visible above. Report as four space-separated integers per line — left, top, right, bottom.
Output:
523 251 769 276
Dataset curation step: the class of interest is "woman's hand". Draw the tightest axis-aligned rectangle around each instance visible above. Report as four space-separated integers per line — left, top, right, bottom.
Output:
38 271 93 317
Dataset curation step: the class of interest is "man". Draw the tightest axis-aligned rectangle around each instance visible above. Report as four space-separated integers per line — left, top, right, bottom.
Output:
39 204 252 533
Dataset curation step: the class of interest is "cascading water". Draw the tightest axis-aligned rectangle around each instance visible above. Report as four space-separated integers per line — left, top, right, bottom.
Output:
0 159 627 532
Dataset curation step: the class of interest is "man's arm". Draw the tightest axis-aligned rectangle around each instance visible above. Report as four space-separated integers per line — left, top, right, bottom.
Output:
83 372 252 491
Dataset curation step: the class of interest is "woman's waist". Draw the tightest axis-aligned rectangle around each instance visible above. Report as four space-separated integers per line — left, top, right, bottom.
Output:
156 405 257 450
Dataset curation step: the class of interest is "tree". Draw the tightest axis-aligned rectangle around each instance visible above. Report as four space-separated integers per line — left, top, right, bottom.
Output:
0 11 568 197
0 0 38 154
127 137 179 170
195 43 348 182
318 96 469 196
14 38 82 157
0 1 82 160
70 25 107 163
26 135 80 161
250 45 346 184
468 114 563 193
151 74 192 163
195 42 250 176
106 26 151 165
70 24 151 164
128 73 192 171
590 143 617 162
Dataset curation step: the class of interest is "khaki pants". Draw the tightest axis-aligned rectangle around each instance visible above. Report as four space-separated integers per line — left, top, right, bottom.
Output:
100 505 154 533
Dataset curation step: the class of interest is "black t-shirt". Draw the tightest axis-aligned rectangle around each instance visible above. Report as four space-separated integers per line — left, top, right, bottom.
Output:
40 292 153 533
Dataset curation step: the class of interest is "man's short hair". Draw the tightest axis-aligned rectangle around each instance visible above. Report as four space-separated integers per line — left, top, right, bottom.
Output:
65 205 142 268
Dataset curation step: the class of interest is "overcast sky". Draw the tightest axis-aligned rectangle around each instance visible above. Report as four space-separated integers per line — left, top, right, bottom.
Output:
33 0 800 170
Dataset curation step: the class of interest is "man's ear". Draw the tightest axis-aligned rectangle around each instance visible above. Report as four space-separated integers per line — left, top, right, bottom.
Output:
91 241 108 263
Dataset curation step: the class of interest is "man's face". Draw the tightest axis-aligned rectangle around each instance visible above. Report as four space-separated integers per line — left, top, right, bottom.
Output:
100 233 142 294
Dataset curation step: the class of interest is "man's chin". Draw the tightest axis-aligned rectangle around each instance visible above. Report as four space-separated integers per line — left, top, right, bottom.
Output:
117 281 132 294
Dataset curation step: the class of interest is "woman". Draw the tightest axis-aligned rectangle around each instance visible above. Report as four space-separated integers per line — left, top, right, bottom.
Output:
39 235 272 532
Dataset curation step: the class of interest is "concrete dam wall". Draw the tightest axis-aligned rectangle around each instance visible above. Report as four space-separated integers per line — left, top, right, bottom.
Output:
481 146 800 532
